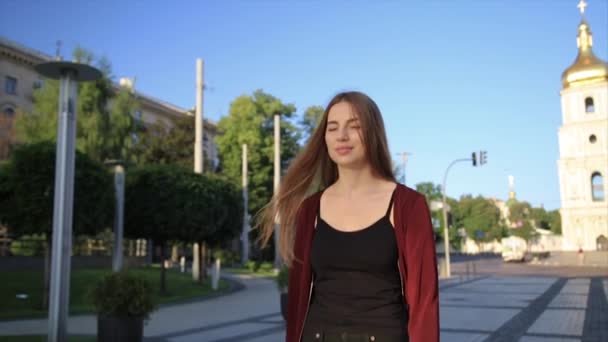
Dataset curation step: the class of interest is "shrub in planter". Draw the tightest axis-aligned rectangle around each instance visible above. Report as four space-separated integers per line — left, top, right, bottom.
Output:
244 260 260 272
91 272 157 342
258 262 274 273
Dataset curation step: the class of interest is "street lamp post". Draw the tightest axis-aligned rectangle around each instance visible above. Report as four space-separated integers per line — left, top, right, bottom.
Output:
35 61 101 342
105 160 125 272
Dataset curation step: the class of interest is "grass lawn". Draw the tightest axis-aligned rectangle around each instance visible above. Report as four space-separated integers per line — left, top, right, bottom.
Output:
0 336 95 342
0 267 229 321
224 267 278 278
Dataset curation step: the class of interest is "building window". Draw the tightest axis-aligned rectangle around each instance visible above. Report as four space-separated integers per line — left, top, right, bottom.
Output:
1 107 15 134
3 107 15 118
591 172 604 201
5 77 17 95
33 79 44 89
585 97 594 113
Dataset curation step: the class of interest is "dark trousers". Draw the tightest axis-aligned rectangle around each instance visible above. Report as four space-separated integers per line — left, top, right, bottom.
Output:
302 329 407 342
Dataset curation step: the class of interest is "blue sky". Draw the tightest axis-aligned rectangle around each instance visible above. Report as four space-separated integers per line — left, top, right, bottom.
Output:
2 0 607 210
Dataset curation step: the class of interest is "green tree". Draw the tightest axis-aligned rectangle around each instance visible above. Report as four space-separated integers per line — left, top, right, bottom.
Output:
14 47 140 164
453 195 505 243
530 207 547 228
0 142 113 308
300 105 324 142
507 201 536 241
415 182 445 240
415 182 443 203
124 165 242 292
216 90 302 261
133 114 214 169
547 209 562 235
216 90 301 217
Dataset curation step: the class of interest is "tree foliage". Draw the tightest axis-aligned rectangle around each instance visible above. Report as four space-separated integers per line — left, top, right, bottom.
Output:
452 195 506 242
0 141 113 237
14 47 140 164
124 164 242 293
300 105 324 143
215 90 302 217
133 115 215 169
507 200 537 241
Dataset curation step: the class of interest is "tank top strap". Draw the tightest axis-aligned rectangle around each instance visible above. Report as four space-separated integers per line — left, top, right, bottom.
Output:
317 189 325 221
385 188 397 218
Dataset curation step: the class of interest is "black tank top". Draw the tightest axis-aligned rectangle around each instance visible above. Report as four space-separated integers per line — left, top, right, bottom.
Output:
304 188 408 336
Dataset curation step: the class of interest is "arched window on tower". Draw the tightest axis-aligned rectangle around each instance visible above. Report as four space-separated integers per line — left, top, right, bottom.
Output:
585 97 595 113
2 107 15 130
591 172 604 201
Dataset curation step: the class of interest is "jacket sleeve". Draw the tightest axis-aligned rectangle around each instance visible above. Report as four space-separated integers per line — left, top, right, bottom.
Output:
285 204 305 342
405 195 439 341
286 258 301 342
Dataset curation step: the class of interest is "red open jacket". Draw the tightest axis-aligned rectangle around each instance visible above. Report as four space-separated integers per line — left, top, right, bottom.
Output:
286 184 439 342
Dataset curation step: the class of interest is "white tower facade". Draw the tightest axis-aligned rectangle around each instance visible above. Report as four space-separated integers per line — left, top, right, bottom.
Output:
557 1 608 251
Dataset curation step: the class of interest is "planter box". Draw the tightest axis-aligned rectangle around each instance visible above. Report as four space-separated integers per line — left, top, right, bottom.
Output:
98 316 144 342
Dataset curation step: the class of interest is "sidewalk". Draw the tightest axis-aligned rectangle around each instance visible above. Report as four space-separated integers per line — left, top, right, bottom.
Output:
0 272 606 342
529 251 608 267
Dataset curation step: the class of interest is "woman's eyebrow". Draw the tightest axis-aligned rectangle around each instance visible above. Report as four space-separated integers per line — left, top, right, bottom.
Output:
327 118 359 125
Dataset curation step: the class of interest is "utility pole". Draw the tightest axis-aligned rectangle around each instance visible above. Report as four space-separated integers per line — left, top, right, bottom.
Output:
395 152 412 185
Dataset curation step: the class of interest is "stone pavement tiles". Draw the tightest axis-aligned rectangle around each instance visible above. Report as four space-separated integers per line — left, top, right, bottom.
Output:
145 275 607 342
1 274 606 342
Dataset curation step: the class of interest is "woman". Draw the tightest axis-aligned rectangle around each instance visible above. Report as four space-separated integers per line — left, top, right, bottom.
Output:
258 91 439 342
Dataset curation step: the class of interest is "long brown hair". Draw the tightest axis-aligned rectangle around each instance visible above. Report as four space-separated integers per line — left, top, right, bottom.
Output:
256 91 396 266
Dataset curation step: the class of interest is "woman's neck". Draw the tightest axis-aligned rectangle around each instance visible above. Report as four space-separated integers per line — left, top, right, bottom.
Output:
333 164 389 197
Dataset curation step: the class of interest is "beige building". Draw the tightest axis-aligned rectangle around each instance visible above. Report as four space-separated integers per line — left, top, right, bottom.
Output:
0 37 218 166
557 2 608 251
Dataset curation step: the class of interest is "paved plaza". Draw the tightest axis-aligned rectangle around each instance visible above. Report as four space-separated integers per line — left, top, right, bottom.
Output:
0 269 606 341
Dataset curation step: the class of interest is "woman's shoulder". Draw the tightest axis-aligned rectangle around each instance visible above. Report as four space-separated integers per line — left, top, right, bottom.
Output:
299 189 324 211
394 183 427 206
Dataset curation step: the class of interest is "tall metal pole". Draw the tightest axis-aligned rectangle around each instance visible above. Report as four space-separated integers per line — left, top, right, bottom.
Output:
195 58 204 173
112 164 125 272
396 152 412 185
273 113 281 267
441 158 471 278
242 144 250 263
35 61 101 342
193 58 204 281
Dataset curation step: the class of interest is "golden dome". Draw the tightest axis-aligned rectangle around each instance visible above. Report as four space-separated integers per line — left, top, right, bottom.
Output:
561 4 608 88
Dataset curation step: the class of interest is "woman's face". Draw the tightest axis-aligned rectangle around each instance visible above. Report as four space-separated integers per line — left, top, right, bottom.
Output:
325 101 366 168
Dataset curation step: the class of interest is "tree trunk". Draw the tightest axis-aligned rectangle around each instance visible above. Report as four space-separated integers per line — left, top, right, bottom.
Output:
146 239 153 266
171 244 179 263
159 242 167 295
199 241 207 283
42 239 50 310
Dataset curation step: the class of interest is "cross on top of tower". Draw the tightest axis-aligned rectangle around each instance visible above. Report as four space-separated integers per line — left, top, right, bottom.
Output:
577 0 587 15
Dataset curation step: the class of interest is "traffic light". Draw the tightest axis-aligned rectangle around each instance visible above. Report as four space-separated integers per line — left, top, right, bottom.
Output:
480 150 487 165
472 152 477 166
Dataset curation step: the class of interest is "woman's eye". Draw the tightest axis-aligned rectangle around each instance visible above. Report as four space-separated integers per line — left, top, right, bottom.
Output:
327 128 337 132
350 125 360 129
